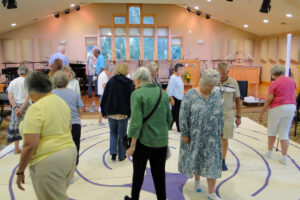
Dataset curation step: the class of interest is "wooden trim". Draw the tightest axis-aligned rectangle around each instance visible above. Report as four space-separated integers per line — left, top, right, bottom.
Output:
142 14 156 25
261 81 271 86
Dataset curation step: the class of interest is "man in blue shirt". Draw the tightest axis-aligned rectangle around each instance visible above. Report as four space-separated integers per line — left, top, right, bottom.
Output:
96 50 106 75
49 46 69 67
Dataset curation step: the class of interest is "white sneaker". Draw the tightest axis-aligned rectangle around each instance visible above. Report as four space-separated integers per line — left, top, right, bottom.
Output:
264 151 272 159
69 175 79 184
98 122 106 126
208 193 222 200
279 156 288 165
194 180 202 193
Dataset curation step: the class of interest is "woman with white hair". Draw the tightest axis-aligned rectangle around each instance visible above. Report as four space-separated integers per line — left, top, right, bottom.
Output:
63 65 81 95
178 69 223 200
7 66 30 154
125 67 172 200
259 64 296 165
146 62 161 87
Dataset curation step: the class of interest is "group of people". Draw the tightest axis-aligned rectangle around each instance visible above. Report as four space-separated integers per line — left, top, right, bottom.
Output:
5 44 296 200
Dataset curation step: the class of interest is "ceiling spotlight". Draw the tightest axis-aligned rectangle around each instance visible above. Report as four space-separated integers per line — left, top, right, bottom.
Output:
263 19 269 23
194 6 199 10
2 0 17 9
226 0 233 1
54 13 60 18
196 11 201 16
207 0 212 2
186 7 191 12
286 13 292 18
11 23 16 27
70 3 75 7
243 24 249 28
75 5 80 11
260 0 271 13
64 9 70 14
206 14 211 19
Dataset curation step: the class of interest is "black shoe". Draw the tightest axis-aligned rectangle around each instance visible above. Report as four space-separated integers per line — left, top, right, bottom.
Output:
111 154 116 161
124 195 132 200
119 156 127 161
222 159 228 171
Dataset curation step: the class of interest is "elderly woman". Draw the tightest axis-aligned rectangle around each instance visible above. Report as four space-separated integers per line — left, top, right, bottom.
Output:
146 62 161 87
166 63 184 132
101 63 135 161
178 69 223 200
259 65 296 165
124 67 172 200
52 71 84 168
63 65 81 94
7 66 30 154
16 71 76 200
48 58 63 78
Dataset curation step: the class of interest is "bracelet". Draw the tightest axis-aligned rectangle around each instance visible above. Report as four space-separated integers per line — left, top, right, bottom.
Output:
236 115 241 118
16 171 24 176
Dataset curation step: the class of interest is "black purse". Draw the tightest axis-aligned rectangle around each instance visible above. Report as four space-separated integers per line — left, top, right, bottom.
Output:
123 88 162 150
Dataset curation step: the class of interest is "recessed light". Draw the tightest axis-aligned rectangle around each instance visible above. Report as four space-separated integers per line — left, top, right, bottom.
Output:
11 23 16 27
194 6 199 10
286 13 292 18
243 24 248 28
263 19 269 23
207 0 212 2
70 3 76 7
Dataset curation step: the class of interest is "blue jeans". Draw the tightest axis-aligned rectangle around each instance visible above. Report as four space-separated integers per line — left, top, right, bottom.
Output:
108 117 128 160
88 75 98 97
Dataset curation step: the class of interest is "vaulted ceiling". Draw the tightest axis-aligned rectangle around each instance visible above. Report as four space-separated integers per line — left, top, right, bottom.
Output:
0 0 299 36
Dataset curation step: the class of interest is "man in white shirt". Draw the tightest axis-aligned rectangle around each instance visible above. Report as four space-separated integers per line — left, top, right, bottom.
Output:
97 64 113 126
49 46 69 67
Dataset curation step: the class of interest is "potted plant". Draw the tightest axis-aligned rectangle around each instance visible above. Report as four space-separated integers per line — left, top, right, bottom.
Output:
182 71 191 84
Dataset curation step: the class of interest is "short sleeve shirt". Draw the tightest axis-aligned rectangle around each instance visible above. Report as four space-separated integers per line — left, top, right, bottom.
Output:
86 55 97 75
49 52 69 66
215 77 240 116
7 77 27 104
97 71 109 95
19 94 75 166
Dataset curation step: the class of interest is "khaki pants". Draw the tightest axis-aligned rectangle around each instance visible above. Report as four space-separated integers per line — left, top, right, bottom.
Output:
29 147 77 200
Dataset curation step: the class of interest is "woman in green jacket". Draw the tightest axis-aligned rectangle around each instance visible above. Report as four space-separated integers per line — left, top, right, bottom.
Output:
125 67 172 200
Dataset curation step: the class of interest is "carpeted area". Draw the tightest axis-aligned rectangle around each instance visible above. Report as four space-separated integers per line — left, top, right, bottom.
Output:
0 118 300 200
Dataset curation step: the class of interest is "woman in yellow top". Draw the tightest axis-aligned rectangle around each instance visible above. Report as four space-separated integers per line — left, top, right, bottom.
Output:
16 71 77 200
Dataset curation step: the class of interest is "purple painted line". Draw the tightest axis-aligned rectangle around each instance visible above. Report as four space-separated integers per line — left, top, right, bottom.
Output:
0 150 14 160
84 126 109 133
9 164 18 200
80 131 109 142
102 149 112 170
233 138 271 197
215 148 240 198
238 127 266 135
236 131 260 141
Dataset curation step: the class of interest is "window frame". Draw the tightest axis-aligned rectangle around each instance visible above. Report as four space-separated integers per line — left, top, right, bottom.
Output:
171 36 184 60
127 4 142 25
142 14 156 26
157 26 170 60
84 35 98 59
99 25 113 60
113 14 127 25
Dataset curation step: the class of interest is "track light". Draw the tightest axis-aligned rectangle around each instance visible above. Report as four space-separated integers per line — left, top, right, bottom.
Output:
2 0 17 9
205 14 211 19
64 9 70 14
186 7 191 12
75 5 80 11
226 0 233 1
196 11 201 16
260 0 271 13
54 13 60 18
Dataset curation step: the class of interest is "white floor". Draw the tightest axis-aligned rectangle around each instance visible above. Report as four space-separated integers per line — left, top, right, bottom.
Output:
0 118 300 200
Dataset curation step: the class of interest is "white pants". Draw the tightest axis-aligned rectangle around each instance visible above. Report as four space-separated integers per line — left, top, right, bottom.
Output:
267 104 296 140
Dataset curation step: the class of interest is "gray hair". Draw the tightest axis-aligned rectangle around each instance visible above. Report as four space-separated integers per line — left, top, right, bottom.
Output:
25 71 52 94
63 65 76 80
200 69 220 87
103 64 113 72
51 71 69 89
93 48 100 54
17 66 29 75
271 64 285 77
217 62 229 72
146 62 158 73
57 45 65 52
132 67 152 83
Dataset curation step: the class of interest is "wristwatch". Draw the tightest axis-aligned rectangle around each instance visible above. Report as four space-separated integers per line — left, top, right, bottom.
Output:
16 171 24 176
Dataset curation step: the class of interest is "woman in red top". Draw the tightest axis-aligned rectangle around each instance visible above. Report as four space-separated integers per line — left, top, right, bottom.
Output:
259 65 296 165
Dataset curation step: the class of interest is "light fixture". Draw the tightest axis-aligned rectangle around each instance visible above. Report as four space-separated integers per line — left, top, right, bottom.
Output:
243 24 249 28
196 11 201 16
70 3 75 7
286 13 292 18
260 0 271 13
206 14 211 19
194 6 199 10
11 23 16 27
207 0 212 2
75 5 80 11
186 7 191 12
2 0 17 9
263 19 269 23
226 0 233 2
54 13 60 18
64 9 70 14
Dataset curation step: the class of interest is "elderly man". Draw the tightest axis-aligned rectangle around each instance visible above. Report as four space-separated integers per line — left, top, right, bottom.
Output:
49 46 69 67
216 62 241 171
96 50 106 76
86 48 100 98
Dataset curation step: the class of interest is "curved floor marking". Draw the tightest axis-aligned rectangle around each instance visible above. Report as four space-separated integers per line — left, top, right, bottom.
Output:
0 150 14 160
215 148 240 198
9 164 18 200
102 149 112 170
236 131 260 141
233 138 271 197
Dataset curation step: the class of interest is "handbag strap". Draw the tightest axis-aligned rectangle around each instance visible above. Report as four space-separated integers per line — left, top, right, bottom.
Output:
143 88 162 123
